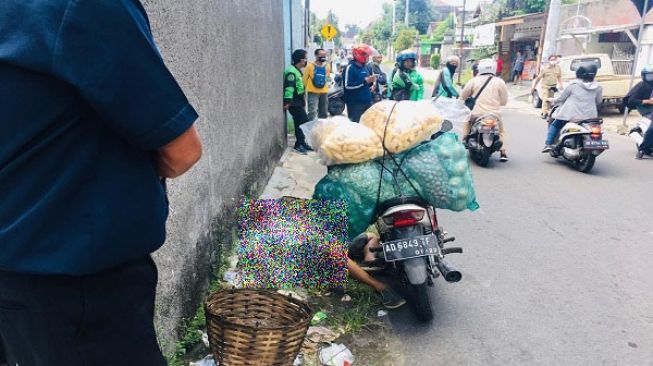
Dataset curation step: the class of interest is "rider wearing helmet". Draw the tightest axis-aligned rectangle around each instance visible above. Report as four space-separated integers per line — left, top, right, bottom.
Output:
542 62 603 153
432 55 460 98
388 50 424 101
623 65 653 117
344 44 376 122
460 59 510 161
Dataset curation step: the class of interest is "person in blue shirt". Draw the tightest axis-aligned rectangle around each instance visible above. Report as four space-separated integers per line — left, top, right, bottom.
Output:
344 44 376 122
0 1 202 364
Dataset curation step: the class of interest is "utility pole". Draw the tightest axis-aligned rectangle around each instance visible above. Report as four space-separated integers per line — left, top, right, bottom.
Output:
458 0 466 84
405 0 410 25
542 0 562 60
392 0 397 34
305 0 310 48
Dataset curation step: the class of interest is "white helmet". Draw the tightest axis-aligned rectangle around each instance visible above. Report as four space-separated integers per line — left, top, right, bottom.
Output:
478 58 497 75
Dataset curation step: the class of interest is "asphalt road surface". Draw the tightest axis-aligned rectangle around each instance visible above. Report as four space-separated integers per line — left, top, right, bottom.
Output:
388 108 653 365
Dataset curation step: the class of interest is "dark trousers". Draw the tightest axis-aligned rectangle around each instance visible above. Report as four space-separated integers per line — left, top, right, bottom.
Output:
639 120 653 153
0 257 166 366
346 102 372 123
288 105 308 148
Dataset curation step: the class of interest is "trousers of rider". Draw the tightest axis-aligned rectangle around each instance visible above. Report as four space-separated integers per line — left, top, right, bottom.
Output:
464 116 507 151
541 85 555 116
546 119 567 145
639 120 653 153
346 102 372 123
288 106 308 148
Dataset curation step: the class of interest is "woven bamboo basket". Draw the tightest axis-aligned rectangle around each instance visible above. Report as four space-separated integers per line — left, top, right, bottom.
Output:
204 289 312 366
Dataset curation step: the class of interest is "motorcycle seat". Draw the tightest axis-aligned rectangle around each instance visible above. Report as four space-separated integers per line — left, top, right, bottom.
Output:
570 117 603 125
375 196 430 216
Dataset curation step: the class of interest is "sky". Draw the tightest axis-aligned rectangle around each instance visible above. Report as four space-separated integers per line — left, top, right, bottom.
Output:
310 0 391 28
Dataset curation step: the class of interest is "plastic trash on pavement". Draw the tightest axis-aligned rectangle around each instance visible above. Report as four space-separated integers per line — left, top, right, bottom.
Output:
319 343 354 366
190 355 216 366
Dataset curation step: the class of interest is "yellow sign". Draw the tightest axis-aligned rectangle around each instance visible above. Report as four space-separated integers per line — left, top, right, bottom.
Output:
321 24 338 41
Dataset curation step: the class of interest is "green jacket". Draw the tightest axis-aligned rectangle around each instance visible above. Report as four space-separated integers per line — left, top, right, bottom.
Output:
390 69 424 101
283 65 305 107
436 68 459 98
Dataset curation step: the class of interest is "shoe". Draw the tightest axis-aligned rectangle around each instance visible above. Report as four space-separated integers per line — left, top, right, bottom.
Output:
541 145 553 153
303 144 314 152
636 151 644 160
379 288 406 309
293 145 307 155
500 153 508 162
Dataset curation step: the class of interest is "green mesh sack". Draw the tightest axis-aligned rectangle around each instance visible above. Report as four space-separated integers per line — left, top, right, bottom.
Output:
314 132 478 239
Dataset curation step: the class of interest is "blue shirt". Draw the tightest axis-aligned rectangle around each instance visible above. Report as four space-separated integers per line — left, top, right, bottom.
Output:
343 62 372 104
0 0 198 275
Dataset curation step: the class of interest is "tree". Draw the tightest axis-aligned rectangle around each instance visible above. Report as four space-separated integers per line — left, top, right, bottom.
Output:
430 53 441 69
343 24 361 39
431 13 455 42
393 27 418 52
395 0 436 34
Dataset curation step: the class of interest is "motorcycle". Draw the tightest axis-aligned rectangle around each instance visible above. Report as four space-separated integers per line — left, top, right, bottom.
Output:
629 116 652 155
464 114 504 167
547 106 609 173
328 78 346 116
366 121 463 322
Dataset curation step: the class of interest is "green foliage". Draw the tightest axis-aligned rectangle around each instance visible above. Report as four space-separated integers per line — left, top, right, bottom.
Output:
310 11 342 46
393 27 418 53
472 45 498 60
430 53 441 69
431 13 455 42
394 0 435 34
480 0 547 21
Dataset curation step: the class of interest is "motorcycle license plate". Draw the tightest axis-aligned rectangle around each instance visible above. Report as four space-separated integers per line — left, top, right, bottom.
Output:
584 140 609 149
382 235 439 262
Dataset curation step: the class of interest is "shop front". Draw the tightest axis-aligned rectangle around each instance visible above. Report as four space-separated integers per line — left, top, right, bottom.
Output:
496 13 546 81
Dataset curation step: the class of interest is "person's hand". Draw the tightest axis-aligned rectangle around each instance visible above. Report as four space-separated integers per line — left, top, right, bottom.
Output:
642 99 653 105
365 75 377 84
283 102 291 111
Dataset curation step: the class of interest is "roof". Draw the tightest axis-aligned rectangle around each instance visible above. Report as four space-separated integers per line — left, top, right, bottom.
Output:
495 12 545 26
559 23 639 36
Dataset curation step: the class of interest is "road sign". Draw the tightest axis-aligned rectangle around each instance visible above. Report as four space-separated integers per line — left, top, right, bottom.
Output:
321 24 338 41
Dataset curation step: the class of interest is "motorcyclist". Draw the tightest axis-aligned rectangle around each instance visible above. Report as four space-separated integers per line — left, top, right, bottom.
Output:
388 50 424 101
343 44 376 122
531 55 564 119
542 62 603 153
347 233 407 309
460 59 509 161
367 50 388 103
432 55 460 98
623 65 653 116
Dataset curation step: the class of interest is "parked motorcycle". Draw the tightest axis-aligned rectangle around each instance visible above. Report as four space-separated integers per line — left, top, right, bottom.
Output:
629 116 652 155
547 107 609 173
464 114 503 167
328 79 346 116
366 121 463 322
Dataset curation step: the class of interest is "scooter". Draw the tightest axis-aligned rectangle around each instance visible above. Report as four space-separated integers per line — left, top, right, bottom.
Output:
328 78 346 116
464 114 504 167
547 107 609 173
365 121 463 322
629 116 652 155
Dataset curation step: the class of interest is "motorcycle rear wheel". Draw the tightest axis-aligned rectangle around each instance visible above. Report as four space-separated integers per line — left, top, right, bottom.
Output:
474 147 491 167
575 152 596 173
329 98 346 116
407 283 433 322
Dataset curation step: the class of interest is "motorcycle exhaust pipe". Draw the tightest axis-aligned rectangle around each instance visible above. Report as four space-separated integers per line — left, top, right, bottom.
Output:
436 260 462 283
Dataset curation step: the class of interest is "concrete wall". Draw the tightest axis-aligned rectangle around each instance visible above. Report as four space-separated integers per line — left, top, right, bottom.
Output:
141 0 286 353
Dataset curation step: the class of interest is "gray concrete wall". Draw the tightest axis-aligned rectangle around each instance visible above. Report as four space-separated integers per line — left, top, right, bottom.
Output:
141 0 286 354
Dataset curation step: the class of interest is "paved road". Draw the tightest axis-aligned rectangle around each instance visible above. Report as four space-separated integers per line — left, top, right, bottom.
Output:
388 109 653 365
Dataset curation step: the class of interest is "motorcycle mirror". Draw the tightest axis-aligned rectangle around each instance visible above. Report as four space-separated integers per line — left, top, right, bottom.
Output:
440 120 453 132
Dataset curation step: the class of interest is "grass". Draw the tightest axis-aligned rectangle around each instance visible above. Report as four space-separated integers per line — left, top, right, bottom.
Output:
322 279 379 334
166 252 233 366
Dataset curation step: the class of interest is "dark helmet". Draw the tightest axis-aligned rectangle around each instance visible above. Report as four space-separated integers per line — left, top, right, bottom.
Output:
396 50 417 65
641 64 653 86
576 62 598 81
291 49 307 65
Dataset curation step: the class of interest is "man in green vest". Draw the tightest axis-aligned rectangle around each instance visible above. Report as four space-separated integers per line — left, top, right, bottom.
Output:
284 49 310 154
389 50 424 101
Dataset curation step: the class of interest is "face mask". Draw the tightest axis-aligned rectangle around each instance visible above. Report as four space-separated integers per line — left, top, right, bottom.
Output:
549 61 557 65
318 57 327 63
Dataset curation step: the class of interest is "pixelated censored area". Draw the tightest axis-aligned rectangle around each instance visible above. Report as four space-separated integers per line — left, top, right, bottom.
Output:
237 198 349 289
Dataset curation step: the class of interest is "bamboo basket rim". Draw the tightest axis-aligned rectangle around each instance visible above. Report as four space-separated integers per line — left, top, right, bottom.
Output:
204 289 313 332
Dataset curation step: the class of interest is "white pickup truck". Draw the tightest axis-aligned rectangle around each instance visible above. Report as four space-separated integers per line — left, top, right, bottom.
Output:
532 53 632 113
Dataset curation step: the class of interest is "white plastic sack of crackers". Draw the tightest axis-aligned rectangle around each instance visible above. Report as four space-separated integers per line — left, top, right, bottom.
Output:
360 100 444 154
312 116 384 165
